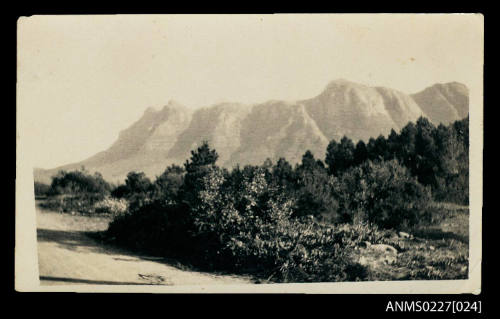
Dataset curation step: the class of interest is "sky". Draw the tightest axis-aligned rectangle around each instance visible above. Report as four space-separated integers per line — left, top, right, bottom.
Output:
17 14 483 169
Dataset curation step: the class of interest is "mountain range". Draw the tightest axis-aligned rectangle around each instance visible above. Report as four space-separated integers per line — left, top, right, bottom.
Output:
34 79 469 184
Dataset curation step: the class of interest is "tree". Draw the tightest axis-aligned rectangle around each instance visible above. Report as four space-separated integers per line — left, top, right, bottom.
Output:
432 120 469 204
353 140 368 166
123 171 153 211
184 141 219 173
125 171 152 194
270 157 295 191
153 164 185 203
293 151 336 220
49 169 112 195
414 117 438 186
396 122 417 170
325 136 355 175
181 141 219 208
299 150 318 172
325 139 338 175
453 116 469 151
387 129 399 159
374 135 390 160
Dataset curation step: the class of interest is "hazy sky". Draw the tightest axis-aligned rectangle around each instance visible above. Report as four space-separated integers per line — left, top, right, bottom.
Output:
18 14 483 169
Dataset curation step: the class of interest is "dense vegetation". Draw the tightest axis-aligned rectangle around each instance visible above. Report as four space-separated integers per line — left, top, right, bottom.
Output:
324 116 469 204
37 116 469 282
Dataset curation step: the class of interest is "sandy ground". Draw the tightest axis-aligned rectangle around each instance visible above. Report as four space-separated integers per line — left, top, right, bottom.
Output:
36 206 252 286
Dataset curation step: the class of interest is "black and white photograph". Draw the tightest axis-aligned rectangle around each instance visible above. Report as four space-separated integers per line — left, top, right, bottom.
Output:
15 14 483 293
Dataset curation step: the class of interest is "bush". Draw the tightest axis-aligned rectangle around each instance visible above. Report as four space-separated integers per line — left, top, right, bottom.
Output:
331 159 433 229
108 167 367 282
152 165 185 204
49 169 112 195
93 197 129 216
106 202 193 257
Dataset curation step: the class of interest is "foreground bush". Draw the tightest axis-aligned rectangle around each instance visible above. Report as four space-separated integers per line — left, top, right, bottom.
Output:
106 202 193 256
106 167 369 282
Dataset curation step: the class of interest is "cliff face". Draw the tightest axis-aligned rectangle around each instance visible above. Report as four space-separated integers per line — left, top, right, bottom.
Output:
301 79 427 142
167 102 251 165
34 80 469 184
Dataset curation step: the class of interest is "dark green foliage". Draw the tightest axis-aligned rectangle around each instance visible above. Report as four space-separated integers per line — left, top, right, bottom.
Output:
39 168 112 213
353 140 368 166
294 151 338 220
331 159 433 229
106 202 193 257
325 136 355 175
124 171 152 194
185 141 219 168
323 117 468 205
373 135 390 161
115 171 154 211
431 120 469 204
386 129 399 159
49 168 112 195
180 141 219 208
270 158 296 191
413 117 438 186
151 164 185 203
111 185 129 198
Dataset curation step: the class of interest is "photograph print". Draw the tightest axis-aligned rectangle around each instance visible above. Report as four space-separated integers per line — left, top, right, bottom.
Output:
16 14 483 293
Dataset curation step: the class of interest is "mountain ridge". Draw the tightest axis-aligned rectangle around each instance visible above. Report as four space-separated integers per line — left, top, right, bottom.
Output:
34 79 469 184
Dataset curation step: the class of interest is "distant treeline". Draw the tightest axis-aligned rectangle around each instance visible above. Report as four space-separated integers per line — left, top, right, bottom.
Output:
35 169 112 196
35 115 469 282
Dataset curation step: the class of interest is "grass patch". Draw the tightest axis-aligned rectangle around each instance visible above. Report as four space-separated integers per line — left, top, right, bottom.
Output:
358 204 469 281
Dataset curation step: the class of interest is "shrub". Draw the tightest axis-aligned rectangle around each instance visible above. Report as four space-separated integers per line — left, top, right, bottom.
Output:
152 165 185 204
106 202 193 257
93 197 129 216
183 167 365 281
49 169 112 195
331 159 433 229
106 166 369 282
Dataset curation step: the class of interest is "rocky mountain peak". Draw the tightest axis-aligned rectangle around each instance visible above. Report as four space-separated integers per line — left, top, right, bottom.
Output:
34 79 470 183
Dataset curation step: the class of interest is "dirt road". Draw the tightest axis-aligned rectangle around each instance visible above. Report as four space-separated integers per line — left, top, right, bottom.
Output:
36 206 252 286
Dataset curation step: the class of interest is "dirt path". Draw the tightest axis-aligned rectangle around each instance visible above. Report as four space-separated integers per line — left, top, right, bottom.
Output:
36 206 252 286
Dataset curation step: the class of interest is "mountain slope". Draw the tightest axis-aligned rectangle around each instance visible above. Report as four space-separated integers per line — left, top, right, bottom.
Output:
411 82 469 125
227 101 330 167
167 102 251 165
34 80 469 184
301 79 426 142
